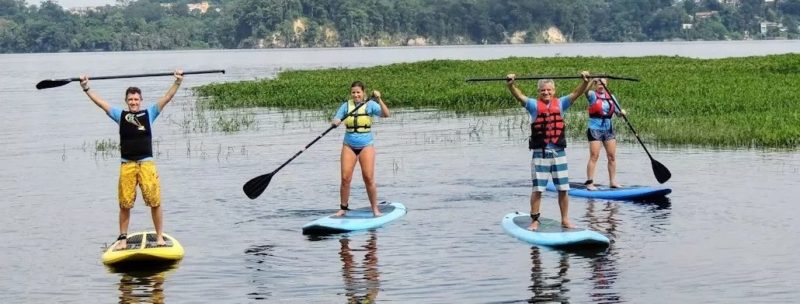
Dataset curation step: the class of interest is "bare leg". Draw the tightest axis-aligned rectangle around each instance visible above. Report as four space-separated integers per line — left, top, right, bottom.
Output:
586 140 602 190
151 205 165 245
604 139 621 188
116 207 131 250
358 146 382 217
558 191 575 228
528 191 542 230
337 145 358 217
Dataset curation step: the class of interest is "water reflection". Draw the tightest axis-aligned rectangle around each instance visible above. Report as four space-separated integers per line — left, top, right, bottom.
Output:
583 200 621 239
244 244 276 301
111 265 176 304
339 232 380 304
582 200 623 303
526 199 629 303
528 247 571 303
588 248 621 303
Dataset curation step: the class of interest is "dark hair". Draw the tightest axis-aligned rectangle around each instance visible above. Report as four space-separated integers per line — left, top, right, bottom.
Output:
125 87 142 98
350 81 365 91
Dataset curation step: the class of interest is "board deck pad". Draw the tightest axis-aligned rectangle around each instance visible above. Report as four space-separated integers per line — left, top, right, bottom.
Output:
337 203 395 219
112 233 176 251
512 216 581 233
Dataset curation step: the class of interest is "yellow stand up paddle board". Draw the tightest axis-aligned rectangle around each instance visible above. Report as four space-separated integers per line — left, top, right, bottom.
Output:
102 231 184 267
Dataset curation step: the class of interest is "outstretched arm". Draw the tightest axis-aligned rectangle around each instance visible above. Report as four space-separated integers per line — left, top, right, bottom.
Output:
506 74 528 107
80 75 111 114
565 71 591 106
156 69 184 111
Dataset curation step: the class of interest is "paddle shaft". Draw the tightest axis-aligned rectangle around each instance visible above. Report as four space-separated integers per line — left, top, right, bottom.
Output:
269 100 370 176
73 69 224 81
466 74 639 82
36 69 225 89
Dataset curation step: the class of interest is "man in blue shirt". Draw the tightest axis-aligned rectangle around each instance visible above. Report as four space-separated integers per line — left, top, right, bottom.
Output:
80 69 183 250
507 71 590 230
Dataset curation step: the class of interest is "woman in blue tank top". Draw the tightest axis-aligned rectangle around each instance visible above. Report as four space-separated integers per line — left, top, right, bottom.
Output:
331 81 390 217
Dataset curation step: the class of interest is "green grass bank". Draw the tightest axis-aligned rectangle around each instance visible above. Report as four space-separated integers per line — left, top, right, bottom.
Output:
194 54 800 148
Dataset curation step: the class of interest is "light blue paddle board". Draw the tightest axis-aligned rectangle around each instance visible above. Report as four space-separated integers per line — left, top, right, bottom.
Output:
302 202 407 235
502 212 610 249
547 182 671 200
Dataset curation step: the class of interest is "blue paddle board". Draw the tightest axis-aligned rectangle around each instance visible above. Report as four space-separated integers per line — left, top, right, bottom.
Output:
302 202 407 235
547 182 671 200
502 212 610 249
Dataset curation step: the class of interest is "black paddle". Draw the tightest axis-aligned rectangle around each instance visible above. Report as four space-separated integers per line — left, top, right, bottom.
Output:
601 82 671 184
243 100 370 199
35 69 225 90
466 74 639 82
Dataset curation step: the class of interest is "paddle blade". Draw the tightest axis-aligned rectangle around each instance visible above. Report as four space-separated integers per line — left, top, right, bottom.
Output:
651 159 672 184
36 79 72 90
243 173 274 199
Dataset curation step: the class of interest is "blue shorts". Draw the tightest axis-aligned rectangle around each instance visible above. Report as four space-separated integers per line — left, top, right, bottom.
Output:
531 148 569 192
587 128 616 142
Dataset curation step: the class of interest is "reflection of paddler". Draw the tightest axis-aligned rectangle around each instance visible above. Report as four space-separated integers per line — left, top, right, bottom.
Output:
583 200 622 302
529 247 570 303
117 266 175 304
339 232 380 303
583 199 619 239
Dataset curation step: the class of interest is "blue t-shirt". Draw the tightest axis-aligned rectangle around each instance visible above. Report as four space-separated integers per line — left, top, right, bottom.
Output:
333 100 382 148
525 96 571 150
108 104 160 162
586 91 619 131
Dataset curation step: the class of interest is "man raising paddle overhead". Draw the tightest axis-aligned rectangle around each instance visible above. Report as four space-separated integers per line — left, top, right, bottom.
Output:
79 69 183 250
507 71 591 230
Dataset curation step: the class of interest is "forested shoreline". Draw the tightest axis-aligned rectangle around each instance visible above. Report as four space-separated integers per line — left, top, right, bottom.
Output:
2 0 800 53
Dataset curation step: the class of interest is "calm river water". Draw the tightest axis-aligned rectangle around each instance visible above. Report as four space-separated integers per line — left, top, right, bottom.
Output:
1 41 799 303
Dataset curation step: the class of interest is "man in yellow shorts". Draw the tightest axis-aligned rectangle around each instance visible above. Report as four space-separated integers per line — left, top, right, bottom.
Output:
79 69 183 250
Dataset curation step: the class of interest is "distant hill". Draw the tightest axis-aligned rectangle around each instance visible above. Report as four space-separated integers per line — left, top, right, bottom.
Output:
2 0 799 53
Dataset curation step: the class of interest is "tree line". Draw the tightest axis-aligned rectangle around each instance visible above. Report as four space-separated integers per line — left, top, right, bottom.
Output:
1 0 799 53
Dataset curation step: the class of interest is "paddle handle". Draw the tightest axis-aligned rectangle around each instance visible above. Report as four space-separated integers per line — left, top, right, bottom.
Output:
72 69 225 81
466 75 639 82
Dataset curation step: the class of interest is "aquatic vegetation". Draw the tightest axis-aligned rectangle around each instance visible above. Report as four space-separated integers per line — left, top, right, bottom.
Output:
195 54 800 148
174 101 258 133
92 138 119 152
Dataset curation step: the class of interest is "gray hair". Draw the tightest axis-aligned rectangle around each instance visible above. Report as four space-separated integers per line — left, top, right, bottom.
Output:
537 79 555 90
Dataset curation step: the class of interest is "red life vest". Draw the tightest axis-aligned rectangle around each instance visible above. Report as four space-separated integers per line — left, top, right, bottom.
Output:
588 90 615 119
529 98 566 150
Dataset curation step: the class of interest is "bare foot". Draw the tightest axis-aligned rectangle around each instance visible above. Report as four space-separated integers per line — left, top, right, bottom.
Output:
372 209 383 217
586 183 598 191
527 221 540 231
561 220 576 229
114 239 127 250
156 236 166 246
334 209 347 217
610 183 622 188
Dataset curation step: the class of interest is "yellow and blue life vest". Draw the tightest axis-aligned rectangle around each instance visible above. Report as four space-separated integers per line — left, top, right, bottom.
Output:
343 100 371 133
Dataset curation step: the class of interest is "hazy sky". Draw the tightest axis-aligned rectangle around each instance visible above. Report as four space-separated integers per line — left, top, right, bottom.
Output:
26 0 117 9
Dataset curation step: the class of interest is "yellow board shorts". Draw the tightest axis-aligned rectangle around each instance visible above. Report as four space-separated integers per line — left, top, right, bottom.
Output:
118 161 161 208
